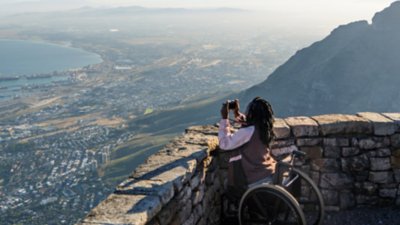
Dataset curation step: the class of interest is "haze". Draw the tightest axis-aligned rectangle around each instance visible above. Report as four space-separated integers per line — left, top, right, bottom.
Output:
0 1 397 29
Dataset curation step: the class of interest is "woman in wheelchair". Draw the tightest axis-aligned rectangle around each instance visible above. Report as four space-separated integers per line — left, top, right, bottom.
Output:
218 97 276 201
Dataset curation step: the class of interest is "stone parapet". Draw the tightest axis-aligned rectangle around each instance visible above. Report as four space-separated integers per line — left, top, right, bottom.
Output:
78 112 400 224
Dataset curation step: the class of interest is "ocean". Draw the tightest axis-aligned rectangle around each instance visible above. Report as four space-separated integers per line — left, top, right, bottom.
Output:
0 39 102 100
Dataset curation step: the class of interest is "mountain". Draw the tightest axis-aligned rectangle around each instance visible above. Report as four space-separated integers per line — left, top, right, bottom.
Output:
239 1 400 117
128 1 400 139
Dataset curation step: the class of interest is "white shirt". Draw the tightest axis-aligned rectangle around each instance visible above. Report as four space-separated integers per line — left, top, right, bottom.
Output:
218 119 255 161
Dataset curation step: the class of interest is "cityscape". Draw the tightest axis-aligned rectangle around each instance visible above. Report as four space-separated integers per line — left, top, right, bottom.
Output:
0 6 306 224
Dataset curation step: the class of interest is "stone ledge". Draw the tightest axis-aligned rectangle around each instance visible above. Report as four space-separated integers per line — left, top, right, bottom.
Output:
312 114 373 135
357 112 396 136
284 116 319 137
273 118 291 139
81 194 162 225
79 112 400 225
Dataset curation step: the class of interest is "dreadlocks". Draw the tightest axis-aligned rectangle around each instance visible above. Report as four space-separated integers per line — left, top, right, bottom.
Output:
245 97 275 146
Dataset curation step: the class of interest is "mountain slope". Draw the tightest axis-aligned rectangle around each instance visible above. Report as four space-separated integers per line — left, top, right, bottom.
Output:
241 1 400 117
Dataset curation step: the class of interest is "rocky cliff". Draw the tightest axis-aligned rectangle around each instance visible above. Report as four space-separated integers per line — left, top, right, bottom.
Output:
241 1 400 117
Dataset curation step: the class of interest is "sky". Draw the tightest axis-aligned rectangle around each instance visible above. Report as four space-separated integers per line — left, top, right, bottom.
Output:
0 0 397 27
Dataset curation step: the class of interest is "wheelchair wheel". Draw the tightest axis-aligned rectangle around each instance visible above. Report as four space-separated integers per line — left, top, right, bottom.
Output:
239 184 306 225
279 166 325 225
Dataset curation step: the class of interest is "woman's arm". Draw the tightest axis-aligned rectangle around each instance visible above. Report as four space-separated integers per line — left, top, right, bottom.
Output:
218 119 254 150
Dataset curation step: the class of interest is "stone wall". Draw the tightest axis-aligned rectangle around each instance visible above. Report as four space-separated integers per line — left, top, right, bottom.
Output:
78 112 400 225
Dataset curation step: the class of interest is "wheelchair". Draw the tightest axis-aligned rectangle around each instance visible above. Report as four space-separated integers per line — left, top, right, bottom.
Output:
222 150 325 225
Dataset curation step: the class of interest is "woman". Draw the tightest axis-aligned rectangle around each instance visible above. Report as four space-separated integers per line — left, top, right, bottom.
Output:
218 97 276 194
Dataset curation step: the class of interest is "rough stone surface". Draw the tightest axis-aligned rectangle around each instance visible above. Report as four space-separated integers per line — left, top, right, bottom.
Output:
358 138 378 150
342 147 360 157
379 189 397 198
271 145 298 156
321 189 339 205
324 146 341 158
370 157 391 171
311 159 340 172
83 194 161 225
312 114 372 135
391 134 400 147
284 116 319 137
341 154 370 172
376 148 391 157
358 112 396 135
300 146 323 159
273 118 291 139
320 172 354 189
116 179 174 205
369 171 393 184
324 138 349 147
296 138 322 146
382 113 400 131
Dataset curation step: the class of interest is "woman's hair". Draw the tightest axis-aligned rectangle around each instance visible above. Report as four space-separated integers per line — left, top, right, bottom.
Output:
245 97 275 146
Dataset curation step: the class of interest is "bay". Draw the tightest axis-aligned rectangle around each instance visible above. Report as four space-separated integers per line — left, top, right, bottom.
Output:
0 39 102 100
0 39 102 76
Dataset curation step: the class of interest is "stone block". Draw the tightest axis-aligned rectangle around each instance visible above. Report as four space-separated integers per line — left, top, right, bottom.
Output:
391 134 400 148
157 199 179 225
312 114 372 136
83 194 161 225
271 145 298 156
369 171 393 184
340 191 355 209
177 200 192 223
323 146 341 158
193 203 203 224
311 158 340 172
370 157 391 171
354 171 369 182
376 148 391 157
273 118 291 139
358 138 377 150
342 147 360 157
320 172 354 189
132 154 185 179
355 182 377 195
321 189 339 205
177 185 192 203
357 112 396 135
382 113 400 131
379 189 397 198
182 214 194 225
296 138 322 146
323 138 349 147
300 146 323 159
190 174 201 190
115 179 174 205
191 185 205 205
271 139 295 148
341 154 369 172
394 169 400 182
284 116 319 137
